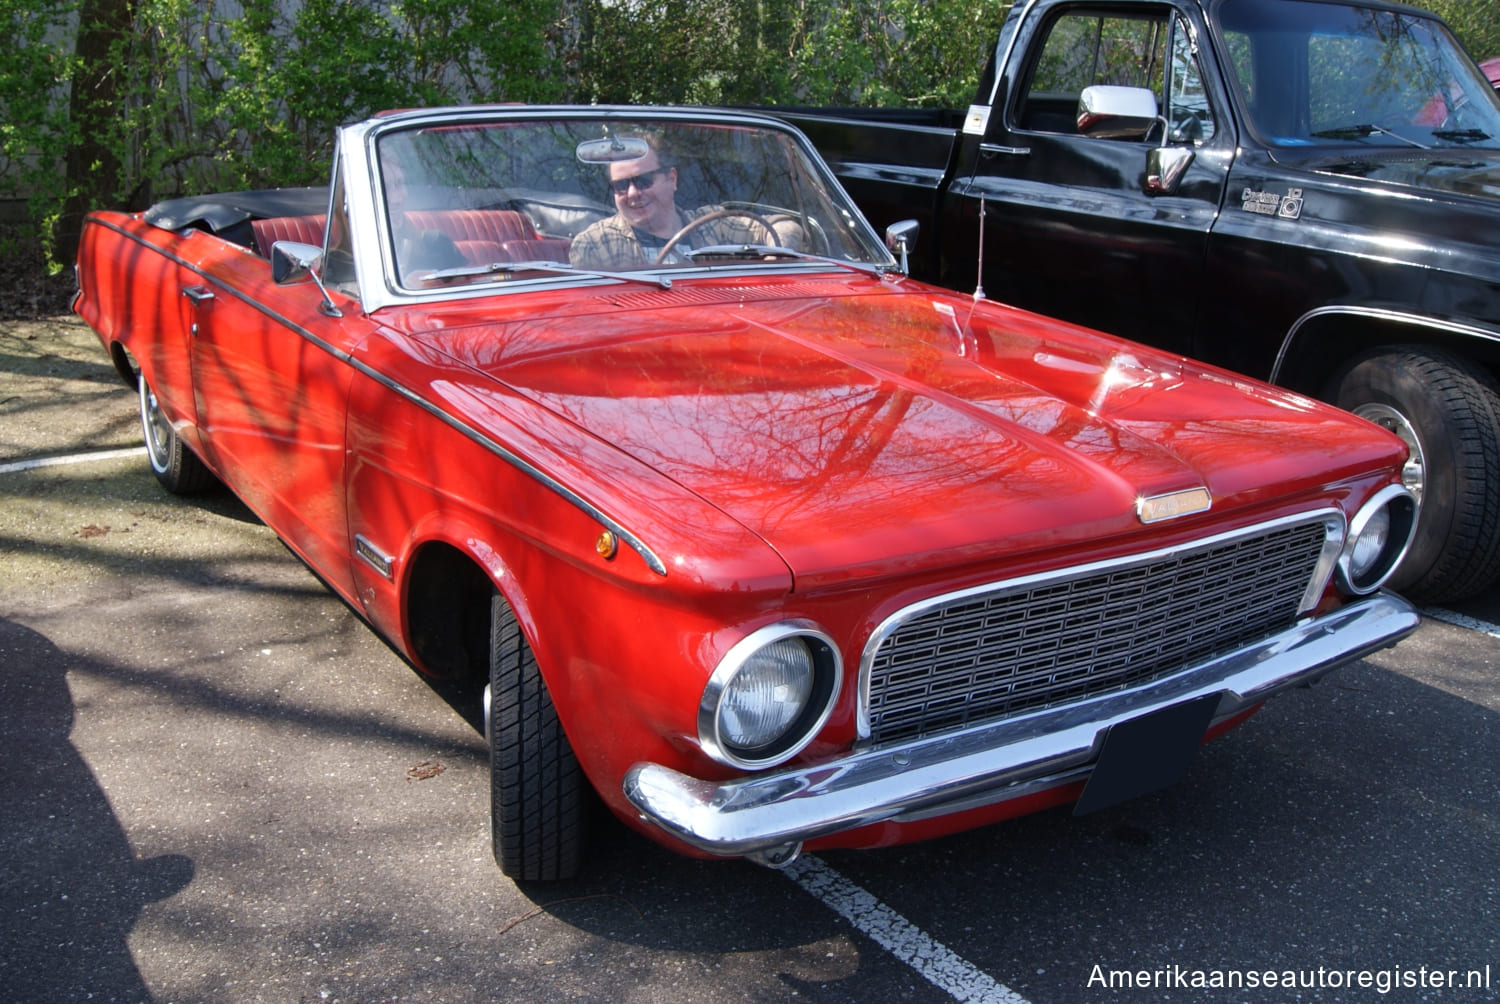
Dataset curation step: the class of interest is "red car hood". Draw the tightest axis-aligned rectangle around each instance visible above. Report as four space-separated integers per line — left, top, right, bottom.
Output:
397 280 1397 585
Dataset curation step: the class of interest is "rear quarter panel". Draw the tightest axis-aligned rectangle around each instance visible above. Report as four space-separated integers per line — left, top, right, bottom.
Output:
75 214 203 454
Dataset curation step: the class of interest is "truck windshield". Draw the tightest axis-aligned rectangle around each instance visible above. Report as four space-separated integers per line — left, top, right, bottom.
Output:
1218 0 1500 150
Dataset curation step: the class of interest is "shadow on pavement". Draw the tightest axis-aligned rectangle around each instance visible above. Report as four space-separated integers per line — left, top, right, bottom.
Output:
0 615 193 1002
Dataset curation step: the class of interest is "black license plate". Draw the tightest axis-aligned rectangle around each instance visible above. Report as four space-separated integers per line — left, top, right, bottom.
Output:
1073 693 1222 816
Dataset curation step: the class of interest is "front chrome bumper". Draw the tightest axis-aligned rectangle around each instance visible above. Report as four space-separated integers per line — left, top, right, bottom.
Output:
623 592 1419 859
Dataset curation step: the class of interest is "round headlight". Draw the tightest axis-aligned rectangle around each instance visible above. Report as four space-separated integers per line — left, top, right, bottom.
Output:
699 622 841 769
1348 506 1391 580
718 638 814 748
1338 484 1418 594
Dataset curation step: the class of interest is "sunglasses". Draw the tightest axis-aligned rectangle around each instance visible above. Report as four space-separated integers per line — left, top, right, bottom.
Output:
610 166 671 196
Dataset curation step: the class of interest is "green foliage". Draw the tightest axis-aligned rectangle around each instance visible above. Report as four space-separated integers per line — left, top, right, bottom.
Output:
0 0 77 230
769 0 1010 108
572 0 1010 108
6 0 1495 262
1423 0 1500 63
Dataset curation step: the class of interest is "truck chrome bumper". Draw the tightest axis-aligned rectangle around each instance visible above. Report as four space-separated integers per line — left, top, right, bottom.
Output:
623 592 1419 858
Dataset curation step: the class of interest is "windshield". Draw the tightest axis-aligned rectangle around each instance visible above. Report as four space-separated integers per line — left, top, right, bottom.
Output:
371 114 890 290
1218 0 1500 150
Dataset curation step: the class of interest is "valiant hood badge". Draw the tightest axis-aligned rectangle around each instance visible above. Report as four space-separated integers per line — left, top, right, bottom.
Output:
1137 488 1213 524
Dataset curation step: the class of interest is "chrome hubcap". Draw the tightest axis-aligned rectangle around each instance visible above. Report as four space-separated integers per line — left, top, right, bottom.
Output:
140 381 173 470
1354 403 1425 510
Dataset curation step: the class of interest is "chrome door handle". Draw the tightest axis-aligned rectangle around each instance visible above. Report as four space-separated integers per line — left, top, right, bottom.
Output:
182 285 215 304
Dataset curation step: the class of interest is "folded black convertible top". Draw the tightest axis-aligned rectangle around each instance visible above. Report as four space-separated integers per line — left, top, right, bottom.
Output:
142 187 330 233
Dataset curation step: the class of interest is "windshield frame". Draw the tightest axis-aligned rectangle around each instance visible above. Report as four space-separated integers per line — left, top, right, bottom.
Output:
334 106 895 313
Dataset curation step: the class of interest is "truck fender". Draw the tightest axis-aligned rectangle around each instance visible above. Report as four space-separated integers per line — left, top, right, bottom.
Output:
1270 305 1500 395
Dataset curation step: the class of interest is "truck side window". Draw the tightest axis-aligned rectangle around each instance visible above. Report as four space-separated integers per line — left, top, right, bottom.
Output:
1019 9 1169 134
1018 7 1215 144
1166 16 1216 143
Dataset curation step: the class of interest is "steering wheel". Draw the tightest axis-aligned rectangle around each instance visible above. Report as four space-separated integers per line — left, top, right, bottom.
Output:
654 208 782 264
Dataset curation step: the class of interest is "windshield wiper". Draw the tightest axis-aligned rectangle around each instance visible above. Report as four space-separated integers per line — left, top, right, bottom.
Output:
1310 123 1429 149
1432 128 1491 143
421 259 672 289
680 244 888 278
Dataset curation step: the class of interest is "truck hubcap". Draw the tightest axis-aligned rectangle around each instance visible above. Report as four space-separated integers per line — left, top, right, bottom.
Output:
1354 403 1425 509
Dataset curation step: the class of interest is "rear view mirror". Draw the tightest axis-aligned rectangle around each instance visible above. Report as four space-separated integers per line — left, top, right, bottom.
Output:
576 135 651 164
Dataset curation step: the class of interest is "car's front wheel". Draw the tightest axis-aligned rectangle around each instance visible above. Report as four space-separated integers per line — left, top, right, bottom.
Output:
486 593 591 881
1329 345 1500 603
138 372 215 495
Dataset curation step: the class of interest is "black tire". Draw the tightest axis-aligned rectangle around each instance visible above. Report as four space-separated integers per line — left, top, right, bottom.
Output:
138 372 215 495
1328 345 1500 603
487 593 590 881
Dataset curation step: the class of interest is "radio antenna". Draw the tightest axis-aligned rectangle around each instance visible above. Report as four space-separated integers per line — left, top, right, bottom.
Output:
973 195 987 301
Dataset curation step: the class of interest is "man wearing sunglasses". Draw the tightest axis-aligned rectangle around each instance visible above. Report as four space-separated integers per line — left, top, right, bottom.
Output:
570 136 773 269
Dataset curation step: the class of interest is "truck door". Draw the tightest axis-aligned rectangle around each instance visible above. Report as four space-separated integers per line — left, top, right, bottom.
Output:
945 4 1233 356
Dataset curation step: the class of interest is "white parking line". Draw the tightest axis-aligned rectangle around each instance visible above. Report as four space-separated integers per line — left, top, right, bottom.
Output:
1422 606 1500 639
0 446 143 475
786 854 1030 1004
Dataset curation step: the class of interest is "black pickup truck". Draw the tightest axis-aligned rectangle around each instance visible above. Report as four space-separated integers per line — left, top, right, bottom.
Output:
773 0 1500 604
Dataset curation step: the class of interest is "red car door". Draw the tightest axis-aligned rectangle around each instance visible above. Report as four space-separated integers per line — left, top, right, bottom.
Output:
183 254 365 602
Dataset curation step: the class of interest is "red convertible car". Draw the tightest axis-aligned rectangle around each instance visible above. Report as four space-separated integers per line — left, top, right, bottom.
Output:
74 106 1420 881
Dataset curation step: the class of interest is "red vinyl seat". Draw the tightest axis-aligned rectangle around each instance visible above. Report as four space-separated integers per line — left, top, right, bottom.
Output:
403 209 536 245
250 215 327 257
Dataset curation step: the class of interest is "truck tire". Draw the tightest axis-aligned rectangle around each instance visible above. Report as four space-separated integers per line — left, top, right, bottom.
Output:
1328 346 1500 603
487 593 590 881
138 373 215 495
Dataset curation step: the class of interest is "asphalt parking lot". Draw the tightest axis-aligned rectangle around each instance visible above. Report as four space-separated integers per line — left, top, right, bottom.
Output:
4 315 1499 1003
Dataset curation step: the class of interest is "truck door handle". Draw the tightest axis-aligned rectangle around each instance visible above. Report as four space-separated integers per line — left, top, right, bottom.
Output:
979 143 1031 157
182 285 216 305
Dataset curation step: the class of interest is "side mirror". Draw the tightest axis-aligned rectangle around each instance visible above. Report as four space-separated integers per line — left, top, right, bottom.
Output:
885 219 919 274
271 241 323 285
1076 85 1159 140
1147 145 1196 195
270 240 342 317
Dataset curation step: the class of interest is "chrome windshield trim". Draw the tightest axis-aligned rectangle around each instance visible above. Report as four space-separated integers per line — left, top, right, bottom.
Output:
623 592 1418 858
340 105 898 314
357 259 882 307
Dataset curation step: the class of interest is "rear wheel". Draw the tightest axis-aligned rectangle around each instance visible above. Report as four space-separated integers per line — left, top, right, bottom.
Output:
486 593 590 881
1328 346 1500 603
138 373 214 495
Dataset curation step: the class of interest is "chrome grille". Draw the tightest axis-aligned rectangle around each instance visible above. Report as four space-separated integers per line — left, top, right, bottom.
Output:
861 514 1339 745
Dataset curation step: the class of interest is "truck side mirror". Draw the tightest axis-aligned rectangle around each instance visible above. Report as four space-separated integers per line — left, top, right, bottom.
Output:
1076 85 1159 140
1147 145 1196 195
885 219 919 274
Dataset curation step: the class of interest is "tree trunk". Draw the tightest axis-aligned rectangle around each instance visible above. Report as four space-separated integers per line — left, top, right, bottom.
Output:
55 0 134 264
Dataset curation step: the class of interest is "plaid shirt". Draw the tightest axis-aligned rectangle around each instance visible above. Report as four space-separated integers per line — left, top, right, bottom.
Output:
569 205 768 269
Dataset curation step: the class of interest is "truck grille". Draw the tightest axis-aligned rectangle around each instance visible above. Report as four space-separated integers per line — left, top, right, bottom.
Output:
861 514 1339 746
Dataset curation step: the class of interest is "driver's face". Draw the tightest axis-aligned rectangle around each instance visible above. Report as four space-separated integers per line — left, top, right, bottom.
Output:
610 151 678 236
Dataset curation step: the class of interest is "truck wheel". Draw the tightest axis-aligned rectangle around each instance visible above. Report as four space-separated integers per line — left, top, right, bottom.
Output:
487 593 590 881
138 373 215 495
1328 346 1500 603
